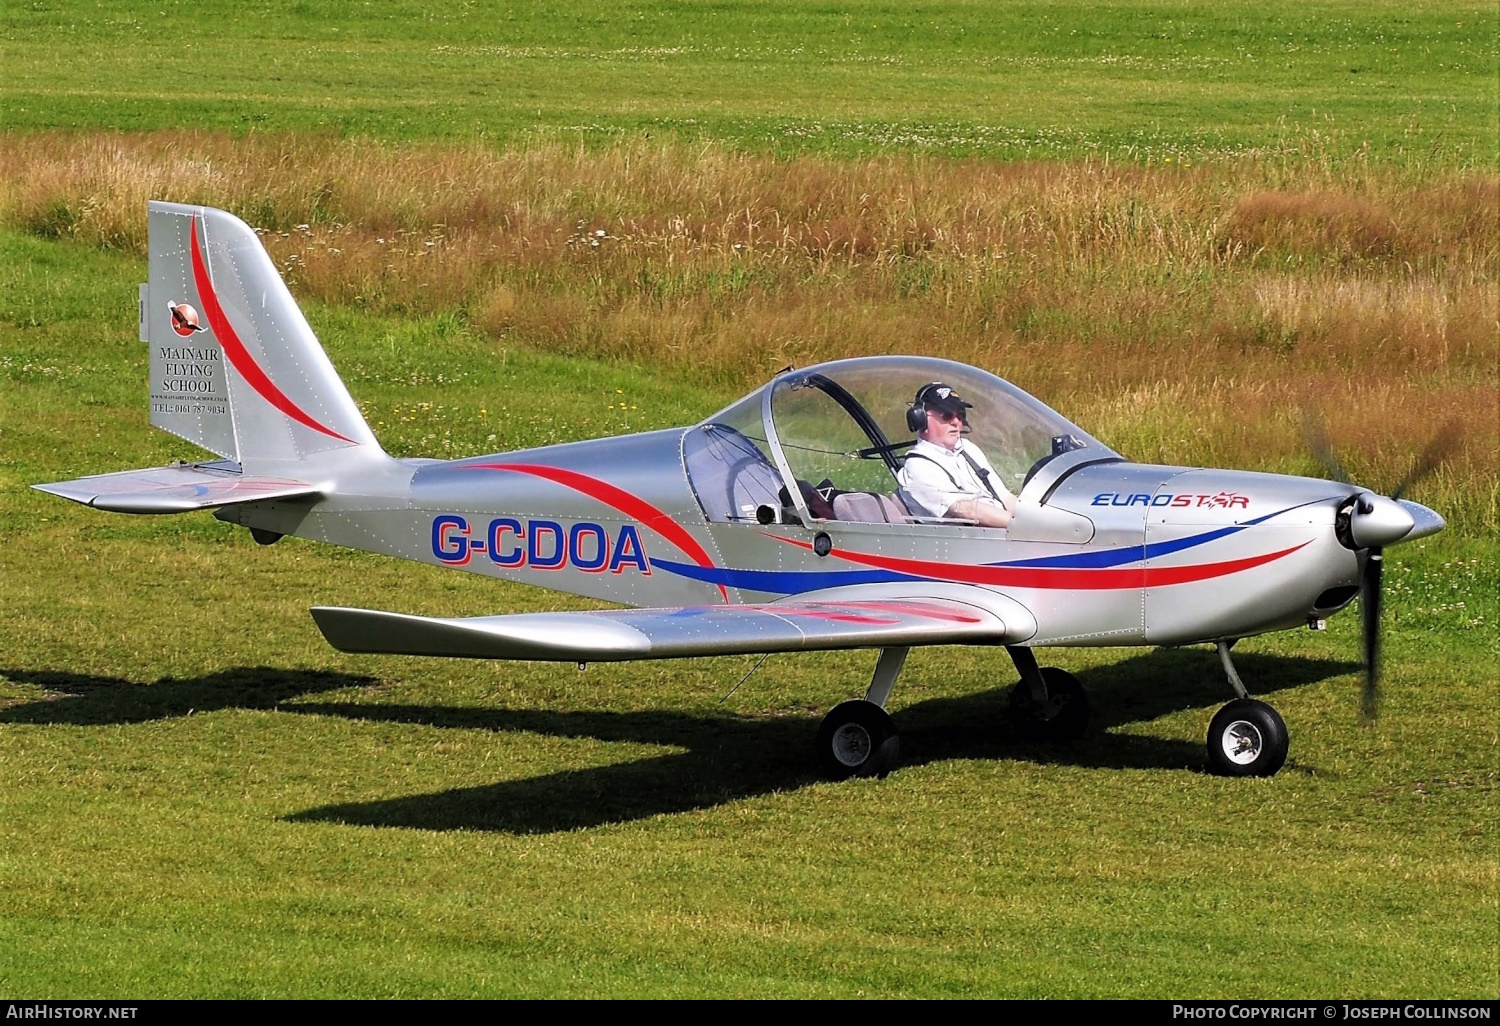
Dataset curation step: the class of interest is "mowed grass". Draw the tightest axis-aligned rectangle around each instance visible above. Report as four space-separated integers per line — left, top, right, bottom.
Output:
2 0 1496 166
1 231 1496 997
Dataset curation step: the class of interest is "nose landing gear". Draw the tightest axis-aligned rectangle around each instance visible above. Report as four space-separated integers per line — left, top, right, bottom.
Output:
1207 697 1289 777
1207 641 1290 777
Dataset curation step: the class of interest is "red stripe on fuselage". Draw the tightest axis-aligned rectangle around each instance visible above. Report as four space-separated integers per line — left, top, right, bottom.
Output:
471 463 729 602
188 215 357 445
768 535 1311 589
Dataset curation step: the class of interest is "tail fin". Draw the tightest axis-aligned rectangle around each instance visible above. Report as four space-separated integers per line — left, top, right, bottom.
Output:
142 202 380 467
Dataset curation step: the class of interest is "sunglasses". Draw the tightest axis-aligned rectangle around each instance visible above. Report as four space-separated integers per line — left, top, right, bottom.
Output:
932 409 967 423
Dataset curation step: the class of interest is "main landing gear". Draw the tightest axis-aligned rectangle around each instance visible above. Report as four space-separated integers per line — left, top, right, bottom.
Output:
816 647 905 779
814 645 1095 779
1005 645 1090 744
1205 641 1289 777
816 642 1290 779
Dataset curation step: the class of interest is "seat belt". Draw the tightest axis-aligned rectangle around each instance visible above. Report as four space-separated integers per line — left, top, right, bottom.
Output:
958 450 1006 502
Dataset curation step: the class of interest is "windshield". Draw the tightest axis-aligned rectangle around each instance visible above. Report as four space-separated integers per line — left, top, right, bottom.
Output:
681 391 783 523
691 356 1117 523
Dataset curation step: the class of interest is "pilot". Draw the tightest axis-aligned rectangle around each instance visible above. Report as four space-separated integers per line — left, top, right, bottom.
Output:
898 382 1016 528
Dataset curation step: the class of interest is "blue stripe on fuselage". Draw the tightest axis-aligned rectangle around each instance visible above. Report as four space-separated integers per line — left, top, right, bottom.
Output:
1000 525 1237 568
994 508 1290 569
656 505 1310 594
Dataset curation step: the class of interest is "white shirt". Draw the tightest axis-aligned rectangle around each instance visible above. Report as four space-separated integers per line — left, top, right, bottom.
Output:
898 437 1015 519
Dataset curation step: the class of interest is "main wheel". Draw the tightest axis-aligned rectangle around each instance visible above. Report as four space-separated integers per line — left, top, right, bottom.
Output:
816 700 899 779
1206 699 1289 777
1008 667 1090 743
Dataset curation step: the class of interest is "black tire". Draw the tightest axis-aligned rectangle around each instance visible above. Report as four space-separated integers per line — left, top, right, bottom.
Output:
1206 699 1289 778
1008 667 1090 743
816 700 899 780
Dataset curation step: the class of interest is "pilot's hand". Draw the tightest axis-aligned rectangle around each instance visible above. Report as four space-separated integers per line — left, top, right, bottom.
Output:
948 498 1012 528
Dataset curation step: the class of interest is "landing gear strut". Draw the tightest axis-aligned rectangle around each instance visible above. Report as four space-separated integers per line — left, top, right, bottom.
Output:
1206 641 1289 777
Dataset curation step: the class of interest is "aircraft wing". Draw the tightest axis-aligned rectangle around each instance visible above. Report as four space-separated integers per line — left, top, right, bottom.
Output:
312 588 1032 662
33 463 321 514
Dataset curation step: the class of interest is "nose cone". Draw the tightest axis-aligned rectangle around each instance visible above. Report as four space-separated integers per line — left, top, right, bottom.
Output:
1349 493 1416 548
1395 499 1445 542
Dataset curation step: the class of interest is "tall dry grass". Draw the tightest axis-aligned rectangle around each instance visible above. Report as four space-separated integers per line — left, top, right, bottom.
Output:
3 131 1495 531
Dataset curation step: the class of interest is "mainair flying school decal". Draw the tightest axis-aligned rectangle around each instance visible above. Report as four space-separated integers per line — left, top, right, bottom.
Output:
37 201 1450 783
154 294 226 415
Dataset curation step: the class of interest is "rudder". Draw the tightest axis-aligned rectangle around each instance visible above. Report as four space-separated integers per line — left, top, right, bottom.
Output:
142 202 380 467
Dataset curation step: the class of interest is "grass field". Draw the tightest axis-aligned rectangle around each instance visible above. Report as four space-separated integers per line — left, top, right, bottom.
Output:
1 0 1497 999
3 1 1496 166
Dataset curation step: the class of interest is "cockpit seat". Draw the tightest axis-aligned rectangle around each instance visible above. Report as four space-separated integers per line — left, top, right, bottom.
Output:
831 491 910 524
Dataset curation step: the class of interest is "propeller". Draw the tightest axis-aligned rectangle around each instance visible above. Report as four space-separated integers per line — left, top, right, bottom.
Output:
1359 543 1382 720
1302 408 1350 485
1391 420 1463 502
1303 410 1462 721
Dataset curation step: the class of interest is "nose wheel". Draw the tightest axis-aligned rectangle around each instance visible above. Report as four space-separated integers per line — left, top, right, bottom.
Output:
1207 698 1289 777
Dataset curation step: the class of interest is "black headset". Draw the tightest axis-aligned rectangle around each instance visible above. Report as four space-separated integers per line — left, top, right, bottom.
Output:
906 382 968 433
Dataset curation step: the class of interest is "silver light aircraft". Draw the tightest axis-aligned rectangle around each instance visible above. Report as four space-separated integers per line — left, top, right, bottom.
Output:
37 203 1447 779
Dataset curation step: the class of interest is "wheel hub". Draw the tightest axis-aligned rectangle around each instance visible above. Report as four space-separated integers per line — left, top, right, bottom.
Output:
1221 719 1264 765
830 722 873 767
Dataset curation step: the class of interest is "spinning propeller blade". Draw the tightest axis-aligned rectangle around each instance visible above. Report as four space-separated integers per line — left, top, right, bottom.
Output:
1304 414 1462 721
1392 419 1462 501
1302 407 1350 484
1360 547 1382 721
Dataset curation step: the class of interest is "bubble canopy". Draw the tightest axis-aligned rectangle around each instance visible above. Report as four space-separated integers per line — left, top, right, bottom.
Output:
692 356 1117 522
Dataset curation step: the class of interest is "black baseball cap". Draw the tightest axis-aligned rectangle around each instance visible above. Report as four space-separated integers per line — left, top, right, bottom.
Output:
916 382 973 414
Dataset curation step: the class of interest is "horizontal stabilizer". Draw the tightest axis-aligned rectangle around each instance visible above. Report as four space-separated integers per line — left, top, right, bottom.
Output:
33 462 321 514
311 595 1021 662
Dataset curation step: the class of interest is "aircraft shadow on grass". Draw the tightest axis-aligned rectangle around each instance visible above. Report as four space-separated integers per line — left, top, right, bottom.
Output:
0 666 373 725
281 647 1358 835
0 650 1356 834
